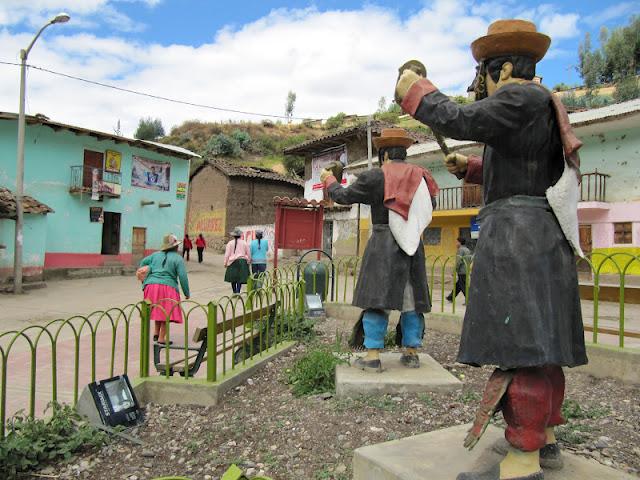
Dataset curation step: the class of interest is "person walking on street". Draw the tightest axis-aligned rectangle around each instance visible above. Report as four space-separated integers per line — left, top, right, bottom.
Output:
249 230 268 287
195 233 206 263
138 234 190 344
447 236 472 303
182 234 193 261
224 228 251 294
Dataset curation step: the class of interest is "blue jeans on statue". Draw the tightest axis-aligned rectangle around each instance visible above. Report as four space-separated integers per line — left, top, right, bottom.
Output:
362 309 424 349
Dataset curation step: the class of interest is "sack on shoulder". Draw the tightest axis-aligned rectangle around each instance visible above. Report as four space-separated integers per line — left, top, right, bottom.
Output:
136 265 150 283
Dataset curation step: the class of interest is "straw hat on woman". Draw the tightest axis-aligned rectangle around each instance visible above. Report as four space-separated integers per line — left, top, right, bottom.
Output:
138 233 190 344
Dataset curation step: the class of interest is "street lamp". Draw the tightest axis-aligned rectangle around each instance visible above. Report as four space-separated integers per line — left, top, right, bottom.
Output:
13 12 70 294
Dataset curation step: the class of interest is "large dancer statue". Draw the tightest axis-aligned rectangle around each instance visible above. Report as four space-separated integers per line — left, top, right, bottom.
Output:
394 20 588 480
320 128 438 372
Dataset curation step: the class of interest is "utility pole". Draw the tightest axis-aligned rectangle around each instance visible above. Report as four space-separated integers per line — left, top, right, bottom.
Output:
366 115 373 170
13 13 70 294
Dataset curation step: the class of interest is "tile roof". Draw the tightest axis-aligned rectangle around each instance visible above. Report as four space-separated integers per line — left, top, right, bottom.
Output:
0 187 54 219
192 159 304 187
283 120 433 156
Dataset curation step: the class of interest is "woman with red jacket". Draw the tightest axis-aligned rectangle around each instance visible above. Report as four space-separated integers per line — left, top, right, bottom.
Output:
182 234 193 261
195 234 206 263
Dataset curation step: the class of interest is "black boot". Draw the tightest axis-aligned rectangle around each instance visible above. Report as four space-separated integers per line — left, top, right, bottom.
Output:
492 439 563 470
353 357 383 373
400 353 420 368
456 464 544 480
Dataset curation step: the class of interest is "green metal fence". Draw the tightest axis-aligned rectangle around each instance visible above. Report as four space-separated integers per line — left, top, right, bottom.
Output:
0 279 305 437
283 252 640 348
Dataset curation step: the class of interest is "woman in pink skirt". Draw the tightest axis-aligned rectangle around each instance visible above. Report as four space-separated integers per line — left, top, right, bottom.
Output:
139 234 190 344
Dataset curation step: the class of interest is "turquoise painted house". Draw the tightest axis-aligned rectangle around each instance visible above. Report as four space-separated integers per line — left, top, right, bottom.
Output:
0 112 199 281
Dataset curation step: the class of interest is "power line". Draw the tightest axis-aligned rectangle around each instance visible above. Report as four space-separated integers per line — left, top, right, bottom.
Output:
0 60 320 121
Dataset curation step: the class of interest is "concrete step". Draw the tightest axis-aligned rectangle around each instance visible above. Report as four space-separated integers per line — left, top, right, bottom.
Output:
336 352 462 398
353 424 636 480
0 281 47 294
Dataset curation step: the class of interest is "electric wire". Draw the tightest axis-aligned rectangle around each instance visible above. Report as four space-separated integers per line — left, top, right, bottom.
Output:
0 60 320 121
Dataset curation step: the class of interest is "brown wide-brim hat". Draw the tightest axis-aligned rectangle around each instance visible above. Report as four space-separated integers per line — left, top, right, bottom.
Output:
372 128 414 149
471 19 551 63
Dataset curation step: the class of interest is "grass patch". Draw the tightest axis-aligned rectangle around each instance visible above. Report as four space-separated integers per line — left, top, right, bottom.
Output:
287 345 349 396
562 399 611 420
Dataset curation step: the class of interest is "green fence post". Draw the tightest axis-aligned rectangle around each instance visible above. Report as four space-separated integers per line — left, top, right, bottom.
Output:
207 302 218 382
298 280 306 320
139 301 150 378
247 276 254 310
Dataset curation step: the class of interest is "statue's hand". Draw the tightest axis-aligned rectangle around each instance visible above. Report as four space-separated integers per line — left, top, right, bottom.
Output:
395 69 421 104
444 153 468 175
320 168 332 183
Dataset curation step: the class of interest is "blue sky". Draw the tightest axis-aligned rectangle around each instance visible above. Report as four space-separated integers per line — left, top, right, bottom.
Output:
0 0 637 135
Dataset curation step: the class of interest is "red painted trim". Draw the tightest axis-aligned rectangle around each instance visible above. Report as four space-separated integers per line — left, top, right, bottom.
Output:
401 78 438 116
44 252 134 268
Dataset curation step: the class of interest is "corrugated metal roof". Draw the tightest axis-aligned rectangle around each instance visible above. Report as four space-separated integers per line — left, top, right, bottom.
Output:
192 159 304 187
0 112 200 160
0 186 54 219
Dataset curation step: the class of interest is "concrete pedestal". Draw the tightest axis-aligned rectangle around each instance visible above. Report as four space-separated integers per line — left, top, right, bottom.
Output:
335 352 462 397
353 424 636 480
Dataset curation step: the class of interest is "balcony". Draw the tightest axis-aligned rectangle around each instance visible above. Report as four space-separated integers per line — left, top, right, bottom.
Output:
436 184 483 211
70 165 121 198
580 170 609 202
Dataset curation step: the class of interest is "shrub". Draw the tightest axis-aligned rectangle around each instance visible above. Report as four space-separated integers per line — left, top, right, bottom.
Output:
231 129 252 149
287 346 349 396
325 112 347 130
205 133 242 157
283 155 305 175
0 403 108 479
613 76 640 102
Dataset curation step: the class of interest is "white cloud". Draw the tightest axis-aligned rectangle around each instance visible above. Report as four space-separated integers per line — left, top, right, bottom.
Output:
539 12 580 39
0 1 578 139
584 1 640 27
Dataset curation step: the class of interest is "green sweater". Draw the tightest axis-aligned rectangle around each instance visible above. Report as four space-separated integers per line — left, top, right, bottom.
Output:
140 251 190 297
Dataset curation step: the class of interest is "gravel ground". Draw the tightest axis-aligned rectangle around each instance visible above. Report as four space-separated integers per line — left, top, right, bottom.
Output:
43 317 640 480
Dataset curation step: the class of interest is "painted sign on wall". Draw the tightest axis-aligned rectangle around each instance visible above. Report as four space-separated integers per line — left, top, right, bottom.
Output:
236 224 275 255
304 145 347 201
105 150 122 173
189 209 226 235
131 156 170 191
176 182 187 200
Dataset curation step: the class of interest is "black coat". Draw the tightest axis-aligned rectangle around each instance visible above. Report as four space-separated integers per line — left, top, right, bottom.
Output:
413 83 587 369
328 167 431 313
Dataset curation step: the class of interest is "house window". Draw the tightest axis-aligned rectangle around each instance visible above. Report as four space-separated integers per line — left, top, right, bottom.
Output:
613 222 632 244
423 227 441 245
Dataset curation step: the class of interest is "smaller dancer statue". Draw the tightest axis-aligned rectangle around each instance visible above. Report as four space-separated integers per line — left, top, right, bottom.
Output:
321 128 438 372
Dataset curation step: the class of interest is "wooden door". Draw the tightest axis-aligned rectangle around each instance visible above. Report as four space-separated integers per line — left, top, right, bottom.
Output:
101 212 121 255
577 224 592 273
83 150 103 188
579 225 592 255
132 227 146 265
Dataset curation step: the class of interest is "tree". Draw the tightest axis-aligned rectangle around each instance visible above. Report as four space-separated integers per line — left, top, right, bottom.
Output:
134 117 165 140
577 16 639 91
285 90 297 124
231 129 252 149
377 96 387 113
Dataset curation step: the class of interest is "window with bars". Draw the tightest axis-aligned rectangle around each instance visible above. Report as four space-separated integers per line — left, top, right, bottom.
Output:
613 222 632 244
423 227 442 245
